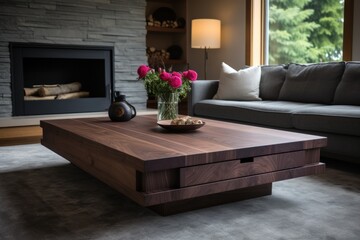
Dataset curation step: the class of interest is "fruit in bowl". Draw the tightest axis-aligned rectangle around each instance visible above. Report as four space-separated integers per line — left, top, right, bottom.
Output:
170 116 203 125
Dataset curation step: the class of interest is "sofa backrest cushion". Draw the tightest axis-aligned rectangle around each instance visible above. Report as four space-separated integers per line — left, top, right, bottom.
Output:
278 62 345 104
334 62 360 106
260 65 287 100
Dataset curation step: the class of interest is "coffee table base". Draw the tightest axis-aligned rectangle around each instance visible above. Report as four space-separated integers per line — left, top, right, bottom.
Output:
150 183 272 216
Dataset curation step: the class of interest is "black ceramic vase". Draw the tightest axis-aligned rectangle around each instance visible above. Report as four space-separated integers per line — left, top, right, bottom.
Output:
108 91 136 122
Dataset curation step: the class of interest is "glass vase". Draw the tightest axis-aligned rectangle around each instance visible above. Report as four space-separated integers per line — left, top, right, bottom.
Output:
157 92 179 121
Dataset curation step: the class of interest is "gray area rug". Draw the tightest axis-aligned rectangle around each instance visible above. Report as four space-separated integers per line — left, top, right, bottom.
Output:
0 144 359 240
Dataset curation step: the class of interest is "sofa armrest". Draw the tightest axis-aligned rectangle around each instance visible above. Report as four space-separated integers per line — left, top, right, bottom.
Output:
188 80 219 116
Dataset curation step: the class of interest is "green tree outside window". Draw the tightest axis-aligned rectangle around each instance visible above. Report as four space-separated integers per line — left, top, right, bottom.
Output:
268 0 344 64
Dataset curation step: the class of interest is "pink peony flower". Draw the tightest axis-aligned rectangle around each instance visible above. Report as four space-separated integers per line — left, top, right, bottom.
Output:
159 72 171 81
169 76 182 89
183 70 198 81
137 64 198 98
137 65 151 78
172 72 182 78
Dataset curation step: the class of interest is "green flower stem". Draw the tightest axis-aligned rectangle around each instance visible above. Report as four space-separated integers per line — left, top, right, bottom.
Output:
157 93 179 121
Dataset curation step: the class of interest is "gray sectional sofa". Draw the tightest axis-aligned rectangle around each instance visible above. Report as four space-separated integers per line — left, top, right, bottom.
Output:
188 62 360 163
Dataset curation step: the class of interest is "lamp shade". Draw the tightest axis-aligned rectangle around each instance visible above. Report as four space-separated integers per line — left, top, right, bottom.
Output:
191 19 221 49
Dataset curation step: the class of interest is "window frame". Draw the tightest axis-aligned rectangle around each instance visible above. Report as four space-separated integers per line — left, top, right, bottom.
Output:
245 0 354 65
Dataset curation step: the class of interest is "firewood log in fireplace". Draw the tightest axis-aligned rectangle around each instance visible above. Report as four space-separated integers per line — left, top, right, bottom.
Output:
24 84 60 96
33 84 60 88
24 87 40 96
24 95 57 101
56 91 90 99
38 82 82 97
24 91 90 101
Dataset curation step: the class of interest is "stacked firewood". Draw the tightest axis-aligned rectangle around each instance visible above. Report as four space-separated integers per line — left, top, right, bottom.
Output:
147 14 180 28
23 82 89 101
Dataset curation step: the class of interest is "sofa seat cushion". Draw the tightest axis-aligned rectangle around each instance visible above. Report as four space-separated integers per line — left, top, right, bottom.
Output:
194 100 321 128
292 105 360 137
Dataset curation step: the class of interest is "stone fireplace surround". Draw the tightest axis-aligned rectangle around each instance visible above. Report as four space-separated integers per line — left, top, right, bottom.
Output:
0 0 147 119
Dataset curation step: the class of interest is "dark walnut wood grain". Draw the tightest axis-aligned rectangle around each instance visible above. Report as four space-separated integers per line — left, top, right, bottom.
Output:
41 115 326 215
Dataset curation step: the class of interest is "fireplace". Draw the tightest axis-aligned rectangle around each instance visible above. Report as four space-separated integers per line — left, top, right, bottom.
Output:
10 43 114 116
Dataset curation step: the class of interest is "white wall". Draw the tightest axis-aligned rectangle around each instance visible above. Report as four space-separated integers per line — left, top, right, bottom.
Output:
187 0 246 80
352 0 360 60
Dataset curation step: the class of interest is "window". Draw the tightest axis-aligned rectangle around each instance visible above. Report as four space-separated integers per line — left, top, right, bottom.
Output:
246 0 353 65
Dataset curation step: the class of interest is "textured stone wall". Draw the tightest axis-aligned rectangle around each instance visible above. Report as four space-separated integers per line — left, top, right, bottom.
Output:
0 0 147 117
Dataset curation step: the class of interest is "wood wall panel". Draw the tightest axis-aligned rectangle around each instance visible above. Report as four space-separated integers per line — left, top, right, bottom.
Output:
0 126 42 146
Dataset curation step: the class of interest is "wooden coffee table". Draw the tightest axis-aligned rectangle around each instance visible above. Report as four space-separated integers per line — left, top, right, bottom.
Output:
41 115 326 215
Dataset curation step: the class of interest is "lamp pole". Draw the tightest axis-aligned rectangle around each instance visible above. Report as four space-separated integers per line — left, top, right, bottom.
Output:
204 47 208 80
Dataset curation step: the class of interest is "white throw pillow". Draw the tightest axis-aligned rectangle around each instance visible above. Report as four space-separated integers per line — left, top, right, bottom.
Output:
214 62 262 100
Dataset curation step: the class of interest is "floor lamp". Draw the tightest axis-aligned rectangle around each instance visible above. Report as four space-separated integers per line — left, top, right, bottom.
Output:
191 19 221 80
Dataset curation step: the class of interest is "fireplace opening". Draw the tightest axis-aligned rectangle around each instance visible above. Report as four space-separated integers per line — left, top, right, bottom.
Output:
10 43 114 116
23 58 106 100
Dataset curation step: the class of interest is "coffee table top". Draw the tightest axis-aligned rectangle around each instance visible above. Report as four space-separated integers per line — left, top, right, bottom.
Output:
40 115 327 172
